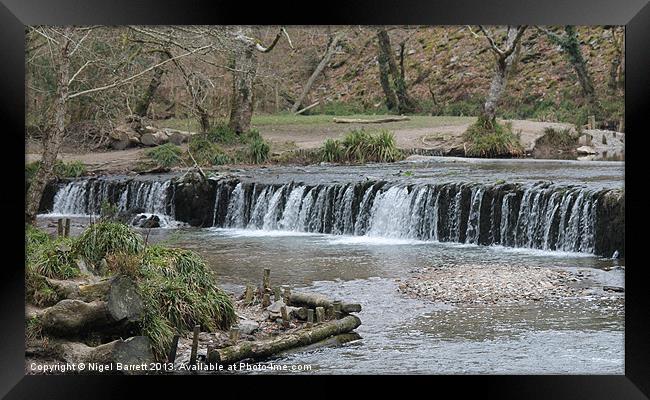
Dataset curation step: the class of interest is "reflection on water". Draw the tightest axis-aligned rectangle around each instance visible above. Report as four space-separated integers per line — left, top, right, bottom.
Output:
161 228 624 374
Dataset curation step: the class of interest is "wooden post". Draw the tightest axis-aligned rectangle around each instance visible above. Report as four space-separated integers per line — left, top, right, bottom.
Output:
333 301 342 319
283 287 291 303
189 324 200 365
315 307 325 323
588 115 596 130
280 305 290 328
206 345 215 365
244 285 254 305
229 327 240 344
64 218 70 237
274 287 281 302
262 268 271 292
57 219 64 237
307 309 314 327
262 293 271 308
167 334 180 364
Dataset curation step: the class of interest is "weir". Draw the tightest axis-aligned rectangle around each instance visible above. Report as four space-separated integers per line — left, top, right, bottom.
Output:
40 175 624 257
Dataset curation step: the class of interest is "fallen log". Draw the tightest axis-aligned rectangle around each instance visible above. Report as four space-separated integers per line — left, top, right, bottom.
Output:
58 336 154 372
39 275 143 336
333 116 410 124
207 315 361 365
166 129 194 145
287 291 362 314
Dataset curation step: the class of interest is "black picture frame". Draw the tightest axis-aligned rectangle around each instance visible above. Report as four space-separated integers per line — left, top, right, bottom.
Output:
2 0 648 397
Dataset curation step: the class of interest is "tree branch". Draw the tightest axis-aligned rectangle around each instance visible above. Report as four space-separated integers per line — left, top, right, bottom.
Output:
67 44 212 100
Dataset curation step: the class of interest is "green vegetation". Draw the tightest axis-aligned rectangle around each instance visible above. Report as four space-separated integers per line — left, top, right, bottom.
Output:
25 160 87 183
145 143 183 168
463 117 524 158
320 129 403 163
188 135 230 166
247 135 270 164
73 221 144 267
535 127 578 148
25 221 236 360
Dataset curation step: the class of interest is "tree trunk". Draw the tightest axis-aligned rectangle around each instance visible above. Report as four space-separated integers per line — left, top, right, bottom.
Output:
376 29 417 114
25 27 72 223
290 32 342 113
39 276 144 337
377 30 398 112
562 26 597 106
207 315 361 365
480 26 523 124
287 291 362 313
228 44 258 134
134 55 166 117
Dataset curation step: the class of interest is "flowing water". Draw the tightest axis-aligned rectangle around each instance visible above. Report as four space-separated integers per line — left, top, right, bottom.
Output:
39 157 625 374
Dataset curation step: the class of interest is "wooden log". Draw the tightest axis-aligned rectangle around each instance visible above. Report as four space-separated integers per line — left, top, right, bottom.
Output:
189 325 200 365
167 130 193 145
167 335 180 363
262 268 271 292
315 307 325 323
277 332 362 357
295 101 320 115
283 286 291 303
333 301 342 319
288 291 362 314
39 275 143 336
261 294 271 308
280 306 289 328
306 309 314 328
64 218 70 237
229 327 240 343
58 336 154 372
57 219 64 237
273 287 281 302
207 315 361 365
333 116 410 124
243 285 254 305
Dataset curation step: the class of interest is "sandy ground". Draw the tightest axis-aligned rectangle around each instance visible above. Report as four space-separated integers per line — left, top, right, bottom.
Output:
25 117 574 172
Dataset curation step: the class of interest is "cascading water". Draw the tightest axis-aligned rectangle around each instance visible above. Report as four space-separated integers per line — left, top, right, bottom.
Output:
211 180 617 255
43 175 622 256
48 178 175 227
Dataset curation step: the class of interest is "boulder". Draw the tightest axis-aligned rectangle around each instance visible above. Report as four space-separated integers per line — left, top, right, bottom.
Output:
576 145 597 155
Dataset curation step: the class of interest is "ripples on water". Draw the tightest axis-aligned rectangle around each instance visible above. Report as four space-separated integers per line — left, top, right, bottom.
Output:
164 228 624 375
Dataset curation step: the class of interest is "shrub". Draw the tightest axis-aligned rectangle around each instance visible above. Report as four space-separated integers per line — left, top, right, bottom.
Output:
188 135 230 166
28 236 79 279
206 123 239 144
463 117 524 158
26 160 87 183
247 137 270 164
73 221 144 267
535 127 578 148
322 129 403 163
138 246 236 358
145 143 183 168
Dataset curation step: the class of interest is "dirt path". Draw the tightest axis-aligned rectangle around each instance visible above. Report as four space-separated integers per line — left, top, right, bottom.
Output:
26 117 574 172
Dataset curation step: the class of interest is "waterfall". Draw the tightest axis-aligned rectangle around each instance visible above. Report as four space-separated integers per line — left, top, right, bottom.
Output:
44 176 621 255
209 180 611 255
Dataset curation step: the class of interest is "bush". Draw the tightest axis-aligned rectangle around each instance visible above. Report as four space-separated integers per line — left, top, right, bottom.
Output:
463 117 524 158
321 129 403 163
247 136 270 164
138 246 236 358
188 135 230 166
206 123 239 144
145 143 183 168
73 221 144 267
535 127 578 148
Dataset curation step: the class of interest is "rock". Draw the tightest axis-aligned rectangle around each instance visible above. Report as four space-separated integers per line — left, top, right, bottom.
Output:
132 214 161 228
603 286 624 293
266 300 286 313
576 145 597 155
236 319 259 335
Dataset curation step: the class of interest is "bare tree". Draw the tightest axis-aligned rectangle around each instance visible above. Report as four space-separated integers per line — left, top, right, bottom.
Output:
475 25 527 124
376 29 417 114
538 26 597 107
25 26 207 223
291 30 344 113
607 26 624 94
228 27 292 133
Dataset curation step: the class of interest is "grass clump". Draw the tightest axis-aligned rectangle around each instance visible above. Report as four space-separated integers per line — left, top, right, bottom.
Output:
463 117 524 158
145 143 183 168
26 160 87 184
188 135 231 166
137 246 236 358
535 127 578 148
320 129 403 163
247 134 270 164
73 221 144 268
206 123 239 144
